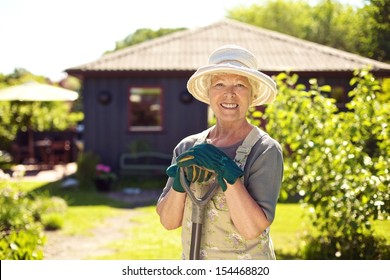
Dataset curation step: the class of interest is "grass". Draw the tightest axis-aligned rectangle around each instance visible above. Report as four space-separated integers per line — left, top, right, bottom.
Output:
92 204 307 260
1 179 129 236
1 179 389 259
92 206 182 260
91 203 390 260
272 203 308 259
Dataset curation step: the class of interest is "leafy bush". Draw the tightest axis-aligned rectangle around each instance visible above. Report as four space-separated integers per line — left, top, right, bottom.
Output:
75 151 100 189
0 187 45 259
0 226 45 260
41 213 64 231
32 195 68 231
0 150 12 171
253 70 389 259
0 186 68 259
302 232 390 260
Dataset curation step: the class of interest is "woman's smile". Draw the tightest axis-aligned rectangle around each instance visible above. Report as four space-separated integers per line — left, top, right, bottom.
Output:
221 103 239 109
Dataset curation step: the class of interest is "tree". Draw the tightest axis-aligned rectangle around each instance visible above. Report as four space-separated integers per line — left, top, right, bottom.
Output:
227 0 312 39
0 70 83 153
227 0 387 62
106 27 187 54
307 0 363 53
0 68 47 89
364 0 390 61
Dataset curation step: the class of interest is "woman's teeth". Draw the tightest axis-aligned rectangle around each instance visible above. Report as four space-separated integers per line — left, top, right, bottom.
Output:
221 103 238 109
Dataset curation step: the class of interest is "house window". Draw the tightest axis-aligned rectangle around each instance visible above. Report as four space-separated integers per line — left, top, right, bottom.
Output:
129 86 163 131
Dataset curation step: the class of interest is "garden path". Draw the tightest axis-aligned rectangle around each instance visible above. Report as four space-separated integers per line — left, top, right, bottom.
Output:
43 209 137 260
11 163 162 260
43 189 162 260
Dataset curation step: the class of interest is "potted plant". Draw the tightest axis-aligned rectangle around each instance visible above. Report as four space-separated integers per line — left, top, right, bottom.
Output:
94 164 117 192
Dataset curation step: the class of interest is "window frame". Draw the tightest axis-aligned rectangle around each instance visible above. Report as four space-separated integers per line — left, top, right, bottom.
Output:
127 85 164 132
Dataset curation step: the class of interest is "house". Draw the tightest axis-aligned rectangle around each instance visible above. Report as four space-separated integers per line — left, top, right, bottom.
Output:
66 19 390 172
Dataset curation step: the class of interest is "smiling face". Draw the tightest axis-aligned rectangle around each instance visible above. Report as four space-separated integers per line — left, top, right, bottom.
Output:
208 73 252 124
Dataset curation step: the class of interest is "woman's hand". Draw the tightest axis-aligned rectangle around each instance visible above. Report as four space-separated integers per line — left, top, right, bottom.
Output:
176 143 243 191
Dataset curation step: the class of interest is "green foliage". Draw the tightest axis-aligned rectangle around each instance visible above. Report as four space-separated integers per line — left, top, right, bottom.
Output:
251 70 389 259
302 232 389 259
0 100 83 151
41 213 65 231
108 27 187 53
0 150 12 170
75 151 100 189
0 185 68 259
0 187 45 259
0 228 45 260
0 68 47 89
0 70 84 151
228 0 312 39
307 0 362 54
227 0 388 61
363 0 390 61
33 195 68 230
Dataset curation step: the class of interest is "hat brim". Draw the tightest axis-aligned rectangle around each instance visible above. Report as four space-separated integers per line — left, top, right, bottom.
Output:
187 63 277 106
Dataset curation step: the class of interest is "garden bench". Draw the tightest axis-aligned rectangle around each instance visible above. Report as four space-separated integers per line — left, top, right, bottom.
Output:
119 151 172 177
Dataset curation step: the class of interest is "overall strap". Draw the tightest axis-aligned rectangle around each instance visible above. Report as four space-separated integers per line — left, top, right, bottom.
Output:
235 126 270 235
234 126 267 169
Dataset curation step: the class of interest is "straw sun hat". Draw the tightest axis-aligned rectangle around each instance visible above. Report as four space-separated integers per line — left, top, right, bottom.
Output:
187 45 277 107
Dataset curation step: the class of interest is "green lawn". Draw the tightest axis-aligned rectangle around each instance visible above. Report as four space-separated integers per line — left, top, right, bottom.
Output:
91 204 390 260
272 203 308 259
1 180 388 260
93 206 182 260
92 204 305 260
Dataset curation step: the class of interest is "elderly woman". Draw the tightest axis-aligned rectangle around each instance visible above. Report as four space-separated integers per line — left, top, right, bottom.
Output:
156 45 283 260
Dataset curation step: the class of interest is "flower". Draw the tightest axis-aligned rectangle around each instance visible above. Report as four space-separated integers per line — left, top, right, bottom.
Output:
95 164 117 181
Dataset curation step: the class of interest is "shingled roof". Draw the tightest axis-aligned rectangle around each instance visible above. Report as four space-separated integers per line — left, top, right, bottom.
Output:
66 19 390 75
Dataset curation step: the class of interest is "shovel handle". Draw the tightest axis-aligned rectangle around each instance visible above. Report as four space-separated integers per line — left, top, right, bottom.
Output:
179 167 219 209
179 167 219 259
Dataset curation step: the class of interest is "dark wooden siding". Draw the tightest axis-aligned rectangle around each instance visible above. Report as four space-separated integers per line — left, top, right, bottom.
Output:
82 75 208 171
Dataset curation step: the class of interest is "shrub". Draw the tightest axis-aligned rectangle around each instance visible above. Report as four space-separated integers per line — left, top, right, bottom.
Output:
302 232 390 260
254 70 389 259
0 187 46 260
0 186 68 259
32 195 68 231
0 150 12 171
41 213 64 231
0 225 46 260
75 151 100 189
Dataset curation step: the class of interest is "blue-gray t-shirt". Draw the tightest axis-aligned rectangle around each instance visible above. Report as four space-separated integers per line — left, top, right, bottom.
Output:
159 128 283 223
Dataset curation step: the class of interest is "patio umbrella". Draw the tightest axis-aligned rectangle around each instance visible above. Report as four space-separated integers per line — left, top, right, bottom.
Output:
0 82 79 163
0 82 78 101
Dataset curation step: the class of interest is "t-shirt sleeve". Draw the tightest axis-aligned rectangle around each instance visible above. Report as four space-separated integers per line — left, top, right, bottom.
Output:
157 154 176 203
157 134 200 203
245 137 284 223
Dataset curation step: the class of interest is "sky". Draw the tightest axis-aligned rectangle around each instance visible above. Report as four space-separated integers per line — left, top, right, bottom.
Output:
0 0 365 81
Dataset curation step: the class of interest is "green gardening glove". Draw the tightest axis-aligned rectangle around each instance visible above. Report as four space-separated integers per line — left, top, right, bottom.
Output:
166 164 187 193
186 165 214 183
166 164 214 192
176 143 243 191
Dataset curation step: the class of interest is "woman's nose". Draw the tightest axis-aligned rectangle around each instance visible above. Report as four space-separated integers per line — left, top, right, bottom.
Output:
224 85 236 96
